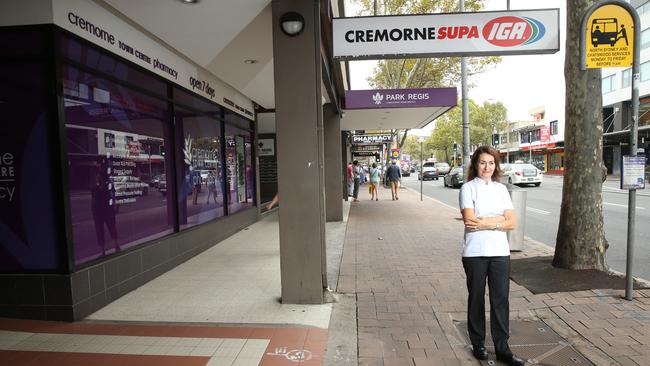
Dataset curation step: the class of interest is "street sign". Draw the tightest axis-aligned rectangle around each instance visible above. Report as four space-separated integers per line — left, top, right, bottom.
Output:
584 4 634 68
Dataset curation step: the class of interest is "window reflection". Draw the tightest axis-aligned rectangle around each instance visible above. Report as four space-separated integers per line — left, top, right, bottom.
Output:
63 66 173 265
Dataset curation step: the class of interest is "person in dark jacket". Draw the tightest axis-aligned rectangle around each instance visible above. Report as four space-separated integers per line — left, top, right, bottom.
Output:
386 159 401 200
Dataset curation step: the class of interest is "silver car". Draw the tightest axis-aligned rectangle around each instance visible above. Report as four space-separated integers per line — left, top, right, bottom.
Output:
443 166 465 188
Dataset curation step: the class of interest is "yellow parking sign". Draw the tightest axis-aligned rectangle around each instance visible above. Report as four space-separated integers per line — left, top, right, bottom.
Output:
585 4 634 68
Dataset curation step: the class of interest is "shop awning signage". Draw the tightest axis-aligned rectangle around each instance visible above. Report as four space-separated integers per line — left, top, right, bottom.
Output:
352 134 392 144
333 9 560 60
345 88 457 109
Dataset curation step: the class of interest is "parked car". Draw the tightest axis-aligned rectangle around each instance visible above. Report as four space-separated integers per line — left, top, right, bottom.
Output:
443 166 465 188
418 162 439 181
401 163 411 177
111 175 149 197
436 162 451 176
500 163 543 187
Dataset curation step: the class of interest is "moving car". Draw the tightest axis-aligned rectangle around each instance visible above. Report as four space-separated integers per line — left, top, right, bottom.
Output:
418 162 439 181
500 163 543 187
435 162 451 176
443 166 465 188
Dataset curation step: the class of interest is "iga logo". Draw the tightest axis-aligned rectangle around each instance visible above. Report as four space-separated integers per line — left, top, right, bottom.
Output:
482 16 545 47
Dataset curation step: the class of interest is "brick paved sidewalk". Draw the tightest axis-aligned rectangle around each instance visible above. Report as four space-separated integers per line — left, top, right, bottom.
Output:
337 188 650 366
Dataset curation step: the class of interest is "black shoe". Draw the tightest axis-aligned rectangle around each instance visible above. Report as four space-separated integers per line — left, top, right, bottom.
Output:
472 345 488 360
496 353 526 366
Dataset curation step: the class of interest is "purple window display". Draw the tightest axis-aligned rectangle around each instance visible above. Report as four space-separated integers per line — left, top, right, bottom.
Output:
225 123 254 214
0 59 60 271
63 66 173 265
174 107 225 229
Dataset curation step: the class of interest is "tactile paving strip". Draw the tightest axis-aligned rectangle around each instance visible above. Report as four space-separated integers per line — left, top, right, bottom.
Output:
456 320 592 366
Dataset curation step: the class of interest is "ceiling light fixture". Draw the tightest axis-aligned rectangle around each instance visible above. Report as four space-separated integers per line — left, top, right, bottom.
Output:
180 0 199 4
244 59 257 64
280 12 305 37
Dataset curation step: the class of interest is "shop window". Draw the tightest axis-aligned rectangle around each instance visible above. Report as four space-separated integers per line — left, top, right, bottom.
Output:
61 35 166 97
225 113 255 214
174 107 225 229
63 66 173 266
550 121 558 135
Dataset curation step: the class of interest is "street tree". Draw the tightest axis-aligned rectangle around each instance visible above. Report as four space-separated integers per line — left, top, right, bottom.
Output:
553 0 608 270
355 0 501 148
431 100 507 162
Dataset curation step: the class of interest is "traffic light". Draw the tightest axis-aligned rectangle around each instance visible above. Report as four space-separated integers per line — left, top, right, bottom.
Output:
492 134 500 146
375 153 380 162
452 142 458 151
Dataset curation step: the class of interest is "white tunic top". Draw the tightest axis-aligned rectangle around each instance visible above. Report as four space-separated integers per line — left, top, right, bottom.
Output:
459 177 514 257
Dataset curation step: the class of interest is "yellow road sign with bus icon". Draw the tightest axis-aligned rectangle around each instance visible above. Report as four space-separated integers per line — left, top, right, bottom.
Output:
585 4 633 68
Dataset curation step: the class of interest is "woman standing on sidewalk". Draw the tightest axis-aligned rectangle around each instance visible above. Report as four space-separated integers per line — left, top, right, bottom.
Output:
368 163 380 201
459 146 524 366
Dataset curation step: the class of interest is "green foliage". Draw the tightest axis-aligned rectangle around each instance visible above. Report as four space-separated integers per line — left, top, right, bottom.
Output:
354 0 501 89
430 100 507 162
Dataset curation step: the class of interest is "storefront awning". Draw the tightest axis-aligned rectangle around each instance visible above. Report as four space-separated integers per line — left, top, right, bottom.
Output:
341 87 457 131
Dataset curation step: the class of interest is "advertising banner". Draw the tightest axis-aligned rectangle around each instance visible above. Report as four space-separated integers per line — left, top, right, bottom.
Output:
333 9 560 60
345 88 457 109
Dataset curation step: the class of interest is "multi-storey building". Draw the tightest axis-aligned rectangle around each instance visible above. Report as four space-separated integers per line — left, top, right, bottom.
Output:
496 106 565 175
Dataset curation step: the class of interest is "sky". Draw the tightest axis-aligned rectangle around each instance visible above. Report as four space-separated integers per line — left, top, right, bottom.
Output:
346 0 568 135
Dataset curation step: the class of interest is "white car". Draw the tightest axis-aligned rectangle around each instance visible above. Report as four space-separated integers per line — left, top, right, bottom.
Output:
500 163 543 187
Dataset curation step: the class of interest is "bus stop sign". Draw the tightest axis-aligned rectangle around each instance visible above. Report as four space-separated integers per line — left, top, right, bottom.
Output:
584 4 634 68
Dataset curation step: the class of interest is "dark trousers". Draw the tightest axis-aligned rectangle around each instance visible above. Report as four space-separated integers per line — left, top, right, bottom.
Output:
462 256 511 355
353 178 360 199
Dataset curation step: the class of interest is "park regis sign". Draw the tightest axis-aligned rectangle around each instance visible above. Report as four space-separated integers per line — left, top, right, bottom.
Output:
333 9 560 60
584 4 634 68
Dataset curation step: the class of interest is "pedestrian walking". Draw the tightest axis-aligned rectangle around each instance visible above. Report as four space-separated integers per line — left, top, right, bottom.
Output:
386 159 401 200
347 161 354 197
352 160 361 202
459 146 523 366
369 163 380 201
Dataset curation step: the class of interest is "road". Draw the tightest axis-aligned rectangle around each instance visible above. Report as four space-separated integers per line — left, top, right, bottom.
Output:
400 174 650 282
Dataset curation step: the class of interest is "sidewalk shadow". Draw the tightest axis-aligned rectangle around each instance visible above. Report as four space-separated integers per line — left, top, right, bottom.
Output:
510 256 649 294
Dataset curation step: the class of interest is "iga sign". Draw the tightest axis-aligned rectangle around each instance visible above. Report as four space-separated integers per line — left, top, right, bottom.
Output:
333 9 560 60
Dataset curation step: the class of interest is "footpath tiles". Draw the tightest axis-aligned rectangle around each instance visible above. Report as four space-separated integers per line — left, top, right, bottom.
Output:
0 318 327 366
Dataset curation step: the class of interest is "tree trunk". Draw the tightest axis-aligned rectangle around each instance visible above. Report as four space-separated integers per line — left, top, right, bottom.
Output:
553 0 608 270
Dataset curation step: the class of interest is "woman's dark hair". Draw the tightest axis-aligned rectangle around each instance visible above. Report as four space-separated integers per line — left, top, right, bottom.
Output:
353 160 358 165
372 163 377 168
467 145 502 181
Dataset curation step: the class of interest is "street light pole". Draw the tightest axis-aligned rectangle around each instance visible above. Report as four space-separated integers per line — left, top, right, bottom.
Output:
460 0 471 176
420 138 424 201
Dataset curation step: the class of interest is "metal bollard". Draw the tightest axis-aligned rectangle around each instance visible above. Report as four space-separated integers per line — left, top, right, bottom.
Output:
507 185 526 251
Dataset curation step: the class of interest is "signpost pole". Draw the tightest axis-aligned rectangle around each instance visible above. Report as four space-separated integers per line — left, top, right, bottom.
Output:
581 0 640 300
420 139 423 201
626 4 641 301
